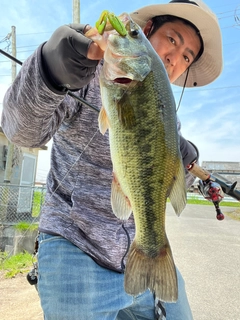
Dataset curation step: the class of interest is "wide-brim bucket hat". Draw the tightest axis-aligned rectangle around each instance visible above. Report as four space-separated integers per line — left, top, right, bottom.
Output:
130 0 223 87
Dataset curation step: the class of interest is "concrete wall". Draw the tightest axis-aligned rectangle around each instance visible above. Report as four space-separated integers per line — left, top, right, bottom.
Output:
0 224 38 255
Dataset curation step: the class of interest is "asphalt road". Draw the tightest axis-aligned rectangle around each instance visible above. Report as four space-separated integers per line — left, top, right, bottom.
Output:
166 203 240 320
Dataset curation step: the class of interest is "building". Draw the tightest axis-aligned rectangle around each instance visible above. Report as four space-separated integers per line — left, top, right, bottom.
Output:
0 127 47 185
0 127 47 223
201 161 240 186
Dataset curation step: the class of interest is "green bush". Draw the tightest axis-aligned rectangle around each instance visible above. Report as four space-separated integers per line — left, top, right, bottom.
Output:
13 221 38 232
0 251 33 278
32 189 45 217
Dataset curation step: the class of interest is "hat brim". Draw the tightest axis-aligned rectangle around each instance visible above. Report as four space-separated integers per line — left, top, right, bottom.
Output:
130 2 223 87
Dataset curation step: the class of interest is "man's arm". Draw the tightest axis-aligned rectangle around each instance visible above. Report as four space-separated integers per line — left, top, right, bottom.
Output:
1 24 101 148
179 135 198 169
1 45 67 147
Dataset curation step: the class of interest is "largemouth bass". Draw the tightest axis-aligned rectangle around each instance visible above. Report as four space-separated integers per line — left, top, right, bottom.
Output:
97 14 187 302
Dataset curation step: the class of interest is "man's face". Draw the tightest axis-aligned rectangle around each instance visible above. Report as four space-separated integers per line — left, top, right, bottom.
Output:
144 20 202 83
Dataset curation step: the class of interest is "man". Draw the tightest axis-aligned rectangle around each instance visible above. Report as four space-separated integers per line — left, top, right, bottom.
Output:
1 0 223 319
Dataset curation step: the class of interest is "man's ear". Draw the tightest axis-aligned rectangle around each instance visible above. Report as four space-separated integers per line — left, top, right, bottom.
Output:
143 20 153 37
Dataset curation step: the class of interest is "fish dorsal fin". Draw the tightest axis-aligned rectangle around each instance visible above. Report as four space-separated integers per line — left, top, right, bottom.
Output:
169 160 187 216
98 106 110 135
111 172 132 220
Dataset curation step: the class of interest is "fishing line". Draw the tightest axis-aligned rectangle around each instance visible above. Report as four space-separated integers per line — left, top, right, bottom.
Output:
0 49 100 112
45 129 100 199
1 126 100 265
176 67 189 113
1 127 100 262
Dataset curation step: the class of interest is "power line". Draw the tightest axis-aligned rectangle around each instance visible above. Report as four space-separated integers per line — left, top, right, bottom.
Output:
218 9 240 15
16 44 39 49
0 31 52 37
1 6 240 97
219 14 239 20
213 1 240 10
0 23 239 39
0 5 240 39
0 27 238 61
172 85 240 94
0 83 239 100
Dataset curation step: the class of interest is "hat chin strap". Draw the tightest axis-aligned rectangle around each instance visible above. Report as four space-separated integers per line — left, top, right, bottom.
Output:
176 67 189 112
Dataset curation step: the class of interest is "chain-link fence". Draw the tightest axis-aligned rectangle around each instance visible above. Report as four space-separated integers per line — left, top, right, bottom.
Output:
0 184 46 223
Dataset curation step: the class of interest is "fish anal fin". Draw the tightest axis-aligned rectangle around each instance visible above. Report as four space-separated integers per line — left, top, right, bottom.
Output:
98 106 110 135
169 159 187 216
124 238 178 303
111 173 132 220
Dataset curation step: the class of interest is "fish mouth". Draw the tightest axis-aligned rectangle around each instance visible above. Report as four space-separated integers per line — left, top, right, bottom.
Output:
114 78 132 84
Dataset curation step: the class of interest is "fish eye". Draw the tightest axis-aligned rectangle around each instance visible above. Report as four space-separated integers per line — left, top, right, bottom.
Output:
129 29 139 37
128 20 139 38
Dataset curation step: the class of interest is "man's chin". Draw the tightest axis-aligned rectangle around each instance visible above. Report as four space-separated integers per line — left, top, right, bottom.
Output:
164 68 174 83
168 74 179 84
167 74 174 84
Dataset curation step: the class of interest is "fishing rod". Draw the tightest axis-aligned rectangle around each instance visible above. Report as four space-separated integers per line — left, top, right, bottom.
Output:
0 49 100 267
0 49 100 113
0 49 23 65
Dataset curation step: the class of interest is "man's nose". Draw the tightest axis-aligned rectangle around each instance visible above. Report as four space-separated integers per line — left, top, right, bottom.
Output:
166 50 179 66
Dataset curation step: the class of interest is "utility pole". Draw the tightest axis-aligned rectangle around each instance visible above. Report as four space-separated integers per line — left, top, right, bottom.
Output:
72 0 80 23
4 26 16 183
1 26 16 223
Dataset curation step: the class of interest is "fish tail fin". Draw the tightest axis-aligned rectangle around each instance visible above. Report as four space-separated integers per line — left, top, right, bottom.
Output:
124 238 178 302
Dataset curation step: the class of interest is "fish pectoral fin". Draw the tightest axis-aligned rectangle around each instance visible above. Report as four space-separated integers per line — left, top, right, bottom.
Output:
98 106 110 135
169 160 187 216
111 173 132 220
124 239 178 303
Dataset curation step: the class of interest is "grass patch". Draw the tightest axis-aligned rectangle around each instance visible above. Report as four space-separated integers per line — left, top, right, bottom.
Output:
185 195 240 220
187 194 240 210
13 221 38 232
187 198 212 205
187 198 240 207
168 195 240 207
224 208 240 221
32 189 45 217
0 251 33 278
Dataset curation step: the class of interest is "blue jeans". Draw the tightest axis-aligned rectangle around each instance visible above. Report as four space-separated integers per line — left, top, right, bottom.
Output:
38 233 193 320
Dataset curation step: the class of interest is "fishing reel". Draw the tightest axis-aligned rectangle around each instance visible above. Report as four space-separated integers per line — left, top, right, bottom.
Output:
198 179 225 220
188 163 240 220
26 233 39 287
27 262 38 285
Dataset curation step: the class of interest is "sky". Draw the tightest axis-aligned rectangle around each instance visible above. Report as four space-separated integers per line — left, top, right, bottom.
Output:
0 0 240 182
